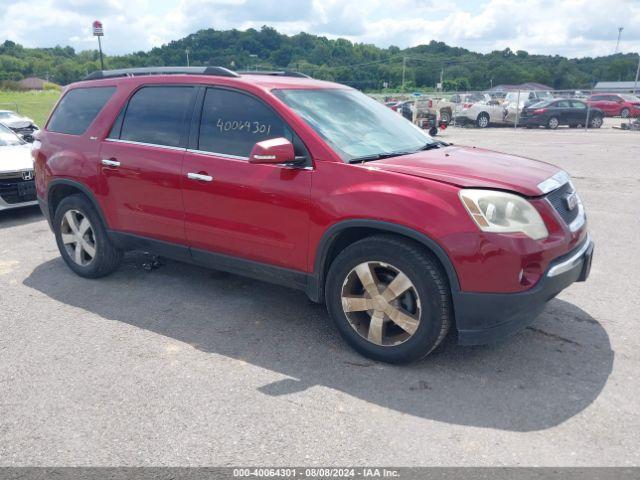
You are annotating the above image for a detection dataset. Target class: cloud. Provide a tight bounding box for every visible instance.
[0,0,638,58]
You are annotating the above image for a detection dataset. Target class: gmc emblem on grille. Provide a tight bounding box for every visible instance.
[564,191,578,211]
[21,170,33,181]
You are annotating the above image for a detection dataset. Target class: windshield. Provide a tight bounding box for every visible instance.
[0,112,15,119]
[619,94,640,102]
[0,124,24,146]
[274,88,435,162]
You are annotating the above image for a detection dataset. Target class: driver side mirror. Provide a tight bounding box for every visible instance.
[249,137,296,164]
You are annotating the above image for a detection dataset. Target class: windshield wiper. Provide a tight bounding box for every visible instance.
[348,151,413,163]
[415,141,451,152]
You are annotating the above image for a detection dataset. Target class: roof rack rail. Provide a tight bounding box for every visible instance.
[83,66,239,81]
[237,70,311,78]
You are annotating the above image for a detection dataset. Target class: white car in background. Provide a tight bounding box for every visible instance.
[0,110,39,141]
[454,97,507,128]
[0,123,37,212]
[503,90,555,123]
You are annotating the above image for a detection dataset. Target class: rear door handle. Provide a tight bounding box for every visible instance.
[187,172,213,182]
[101,159,120,167]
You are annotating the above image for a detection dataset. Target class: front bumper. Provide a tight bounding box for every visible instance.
[454,235,594,345]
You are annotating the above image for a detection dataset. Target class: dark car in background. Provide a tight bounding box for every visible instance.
[519,99,604,129]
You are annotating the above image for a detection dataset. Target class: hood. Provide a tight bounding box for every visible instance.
[0,144,34,173]
[2,118,32,129]
[371,145,560,197]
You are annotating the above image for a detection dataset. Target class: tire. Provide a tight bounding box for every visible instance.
[53,194,123,278]
[428,126,438,136]
[589,115,603,129]
[325,235,452,363]
[476,112,490,128]
[620,108,630,118]
[439,110,451,124]
[547,117,559,129]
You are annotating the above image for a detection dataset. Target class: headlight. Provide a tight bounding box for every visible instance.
[459,189,548,240]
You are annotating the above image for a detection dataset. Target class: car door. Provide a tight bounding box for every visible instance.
[181,87,312,272]
[99,85,196,245]
[569,100,589,124]
[554,100,571,124]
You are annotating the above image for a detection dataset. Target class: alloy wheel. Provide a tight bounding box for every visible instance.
[341,261,422,346]
[60,209,97,266]
[548,117,559,129]
[590,116,603,128]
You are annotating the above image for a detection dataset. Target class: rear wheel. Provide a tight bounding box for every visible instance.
[439,110,451,124]
[547,117,559,129]
[53,194,123,278]
[476,112,490,128]
[325,235,452,363]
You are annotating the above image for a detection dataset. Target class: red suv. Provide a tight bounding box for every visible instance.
[587,93,640,118]
[33,67,593,363]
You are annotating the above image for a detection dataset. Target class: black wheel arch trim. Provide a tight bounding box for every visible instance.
[46,179,109,230]
[309,219,461,302]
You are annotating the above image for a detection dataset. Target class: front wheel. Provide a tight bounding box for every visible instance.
[325,235,452,363]
[620,108,630,118]
[589,115,603,129]
[53,194,123,278]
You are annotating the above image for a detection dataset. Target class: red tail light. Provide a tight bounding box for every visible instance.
[463,103,473,108]
[428,100,433,108]
[532,108,547,115]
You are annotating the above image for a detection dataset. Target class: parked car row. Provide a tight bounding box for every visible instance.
[384,91,639,130]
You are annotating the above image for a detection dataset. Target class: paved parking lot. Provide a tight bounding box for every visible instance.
[1,124,639,466]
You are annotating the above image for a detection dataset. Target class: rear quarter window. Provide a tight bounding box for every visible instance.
[47,87,116,135]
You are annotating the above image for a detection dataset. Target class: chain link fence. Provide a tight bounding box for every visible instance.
[373,89,640,132]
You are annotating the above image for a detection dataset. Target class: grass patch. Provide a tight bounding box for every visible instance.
[0,90,61,126]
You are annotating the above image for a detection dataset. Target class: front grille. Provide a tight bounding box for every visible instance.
[546,182,579,225]
[0,176,36,204]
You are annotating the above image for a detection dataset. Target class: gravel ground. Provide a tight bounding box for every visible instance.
[1,122,639,466]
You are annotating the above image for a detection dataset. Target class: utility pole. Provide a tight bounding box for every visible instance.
[633,54,640,96]
[185,48,190,67]
[440,68,444,90]
[401,56,407,91]
[615,27,623,54]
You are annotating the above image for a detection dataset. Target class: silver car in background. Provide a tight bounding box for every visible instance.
[0,123,37,212]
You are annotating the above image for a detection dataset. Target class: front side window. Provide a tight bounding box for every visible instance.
[47,87,115,135]
[118,86,195,148]
[274,88,435,162]
[198,89,286,158]
[571,101,586,109]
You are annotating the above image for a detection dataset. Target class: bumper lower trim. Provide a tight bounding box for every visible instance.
[547,234,591,277]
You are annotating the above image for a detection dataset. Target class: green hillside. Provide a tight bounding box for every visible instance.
[1,26,638,91]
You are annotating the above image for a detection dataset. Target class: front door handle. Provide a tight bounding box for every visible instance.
[187,172,213,182]
[101,159,121,167]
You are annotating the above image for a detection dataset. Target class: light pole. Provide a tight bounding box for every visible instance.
[185,48,190,67]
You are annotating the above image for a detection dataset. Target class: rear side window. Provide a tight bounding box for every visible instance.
[47,87,115,135]
[198,89,286,157]
[117,86,195,148]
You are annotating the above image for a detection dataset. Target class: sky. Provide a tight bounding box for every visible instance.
[1,0,639,58]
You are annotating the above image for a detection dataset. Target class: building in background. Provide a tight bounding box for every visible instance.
[593,81,640,94]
